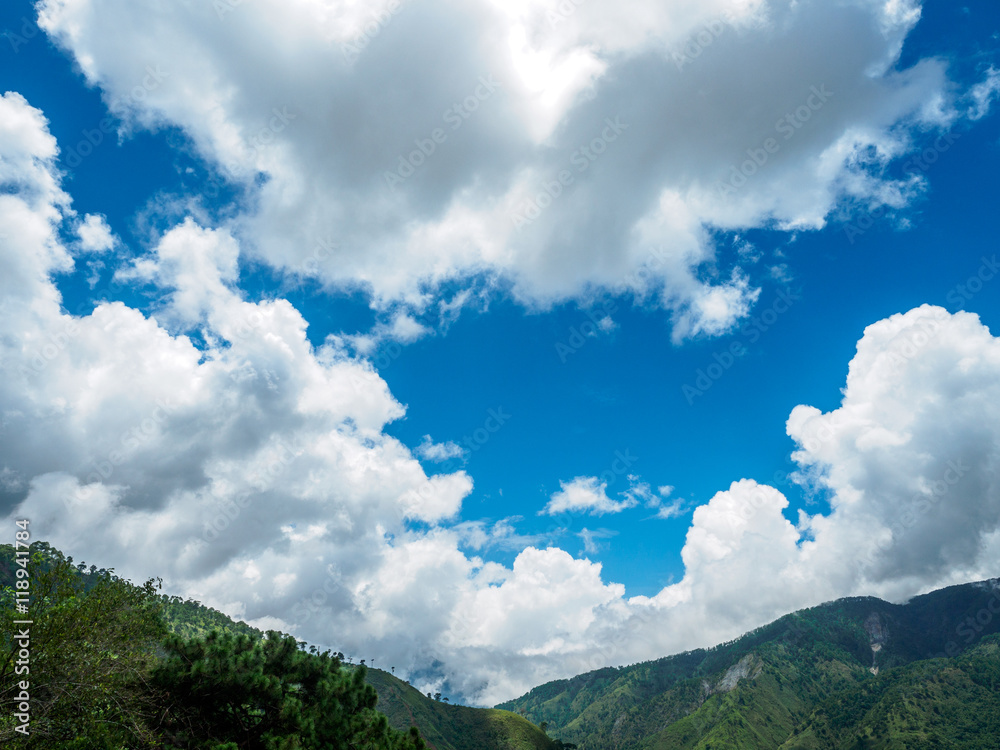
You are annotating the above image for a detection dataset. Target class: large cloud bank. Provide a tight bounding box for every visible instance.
[34,0,965,340]
[4,78,1000,703]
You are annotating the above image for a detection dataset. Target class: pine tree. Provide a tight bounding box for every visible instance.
[151,629,425,749]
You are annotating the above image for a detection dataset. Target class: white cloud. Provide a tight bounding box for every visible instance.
[34,0,975,341]
[542,476,639,516]
[967,67,1000,121]
[654,499,686,520]
[76,213,116,253]
[578,527,616,555]
[6,2,1000,710]
[3,91,1000,708]
[415,435,464,462]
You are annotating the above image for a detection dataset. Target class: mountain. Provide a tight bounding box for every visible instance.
[0,541,554,750]
[6,541,998,748]
[780,635,1000,749]
[156,587,557,749]
[497,579,1000,749]
[364,667,558,750]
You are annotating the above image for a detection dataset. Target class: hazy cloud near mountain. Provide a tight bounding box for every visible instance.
[4,88,1000,704]
[37,0,955,340]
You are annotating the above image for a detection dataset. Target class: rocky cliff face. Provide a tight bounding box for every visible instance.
[864,612,888,674]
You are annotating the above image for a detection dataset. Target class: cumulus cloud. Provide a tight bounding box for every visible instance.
[6,1,1000,709]
[34,0,975,340]
[75,213,116,253]
[0,92,632,704]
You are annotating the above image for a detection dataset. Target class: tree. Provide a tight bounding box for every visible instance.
[0,541,166,748]
[151,629,425,749]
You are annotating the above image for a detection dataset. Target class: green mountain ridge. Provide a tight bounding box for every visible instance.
[497,579,1000,749]
[5,541,999,749]
[0,541,555,750]
[363,667,558,750]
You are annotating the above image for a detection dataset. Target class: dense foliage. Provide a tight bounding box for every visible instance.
[159,594,264,642]
[364,666,558,750]
[0,541,166,748]
[499,580,1000,750]
[152,630,425,750]
[3,541,997,750]
[0,542,424,749]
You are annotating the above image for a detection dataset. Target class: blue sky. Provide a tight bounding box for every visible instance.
[3,0,1000,704]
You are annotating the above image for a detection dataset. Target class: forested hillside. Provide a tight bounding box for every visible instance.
[0,541,554,750]
[0,541,424,749]
[3,541,999,749]
[498,580,1000,749]
[365,667,559,750]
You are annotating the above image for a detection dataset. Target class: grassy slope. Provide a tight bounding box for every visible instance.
[364,667,557,750]
[499,579,1000,750]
